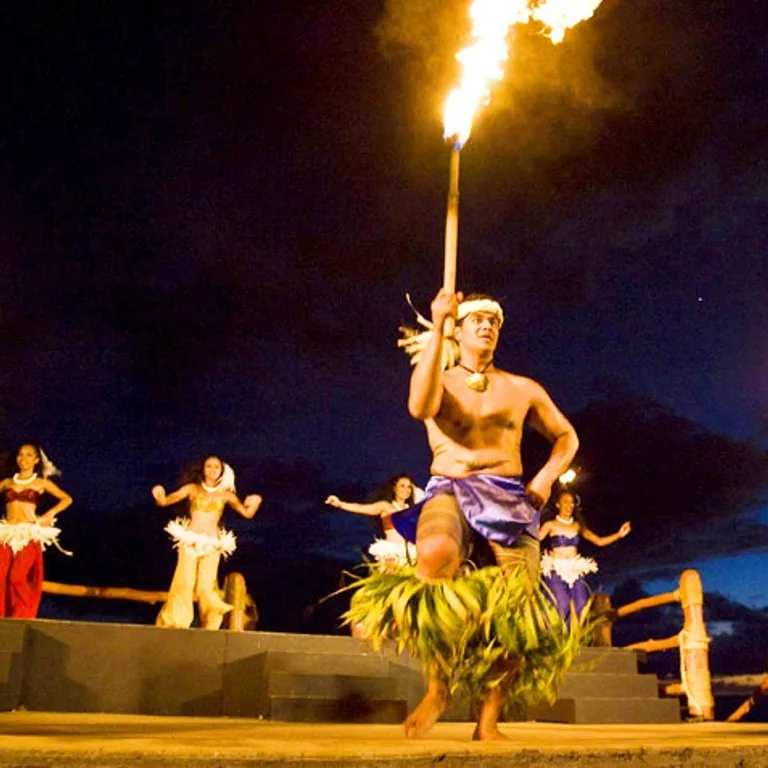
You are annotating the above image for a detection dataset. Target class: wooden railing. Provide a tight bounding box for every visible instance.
[42,581,167,604]
[42,571,257,631]
[726,676,768,722]
[595,569,714,720]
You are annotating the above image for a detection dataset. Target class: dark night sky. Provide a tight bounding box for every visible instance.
[1,1,767,602]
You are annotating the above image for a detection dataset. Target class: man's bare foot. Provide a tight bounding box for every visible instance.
[473,673,513,741]
[403,688,450,738]
[472,724,509,741]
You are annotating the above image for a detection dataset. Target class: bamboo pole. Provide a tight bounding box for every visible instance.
[727,674,768,722]
[679,569,714,720]
[614,590,680,619]
[443,146,460,336]
[42,581,168,605]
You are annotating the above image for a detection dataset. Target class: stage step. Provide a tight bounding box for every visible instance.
[0,623,26,654]
[261,647,678,725]
[265,652,412,723]
[270,695,407,723]
[512,649,680,724]
[269,671,398,700]
[528,695,682,724]
[557,672,659,698]
[0,622,26,711]
[571,647,644,675]
[266,650,393,678]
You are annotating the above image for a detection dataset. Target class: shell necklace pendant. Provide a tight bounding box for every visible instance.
[458,361,493,393]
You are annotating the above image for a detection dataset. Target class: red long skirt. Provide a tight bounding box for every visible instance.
[0,542,44,618]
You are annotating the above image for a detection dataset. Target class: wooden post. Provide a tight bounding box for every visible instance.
[679,569,714,720]
[590,593,613,647]
[243,594,259,631]
[224,572,248,632]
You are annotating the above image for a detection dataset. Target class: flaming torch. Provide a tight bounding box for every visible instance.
[440,0,605,331]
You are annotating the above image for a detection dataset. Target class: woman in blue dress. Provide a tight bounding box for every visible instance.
[539,490,630,624]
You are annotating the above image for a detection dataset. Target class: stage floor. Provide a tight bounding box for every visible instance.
[0,712,767,766]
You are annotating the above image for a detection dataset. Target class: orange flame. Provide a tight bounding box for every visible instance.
[532,0,604,44]
[443,0,604,146]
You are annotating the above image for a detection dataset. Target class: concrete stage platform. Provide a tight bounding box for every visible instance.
[0,618,679,724]
[0,712,767,767]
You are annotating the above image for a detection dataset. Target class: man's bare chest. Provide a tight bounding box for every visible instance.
[438,384,529,433]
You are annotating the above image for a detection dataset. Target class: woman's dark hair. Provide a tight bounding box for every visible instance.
[541,488,587,529]
[179,454,224,486]
[370,474,415,539]
[373,474,415,506]
[2,443,42,479]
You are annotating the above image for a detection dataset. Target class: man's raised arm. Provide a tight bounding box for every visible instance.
[408,289,460,420]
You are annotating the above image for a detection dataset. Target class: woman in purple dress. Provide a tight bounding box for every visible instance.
[539,490,630,625]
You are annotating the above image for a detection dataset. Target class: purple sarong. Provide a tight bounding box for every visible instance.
[390,474,539,548]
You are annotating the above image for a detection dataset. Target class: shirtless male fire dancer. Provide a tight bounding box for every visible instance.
[390,288,579,740]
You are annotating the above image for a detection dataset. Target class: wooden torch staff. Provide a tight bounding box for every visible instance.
[443,145,461,336]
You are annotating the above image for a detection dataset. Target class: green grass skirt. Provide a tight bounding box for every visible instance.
[342,564,589,707]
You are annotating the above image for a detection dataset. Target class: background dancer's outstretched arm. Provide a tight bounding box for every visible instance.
[582,521,631,546]
[226,491,262,519]
[325,496,392,516]
[326,475,415,518]
[151,484,194,507]
[153,484,261,519]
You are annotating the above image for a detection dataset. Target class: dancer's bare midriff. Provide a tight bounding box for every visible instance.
[187,492,227,536]
[5,500,39,525]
